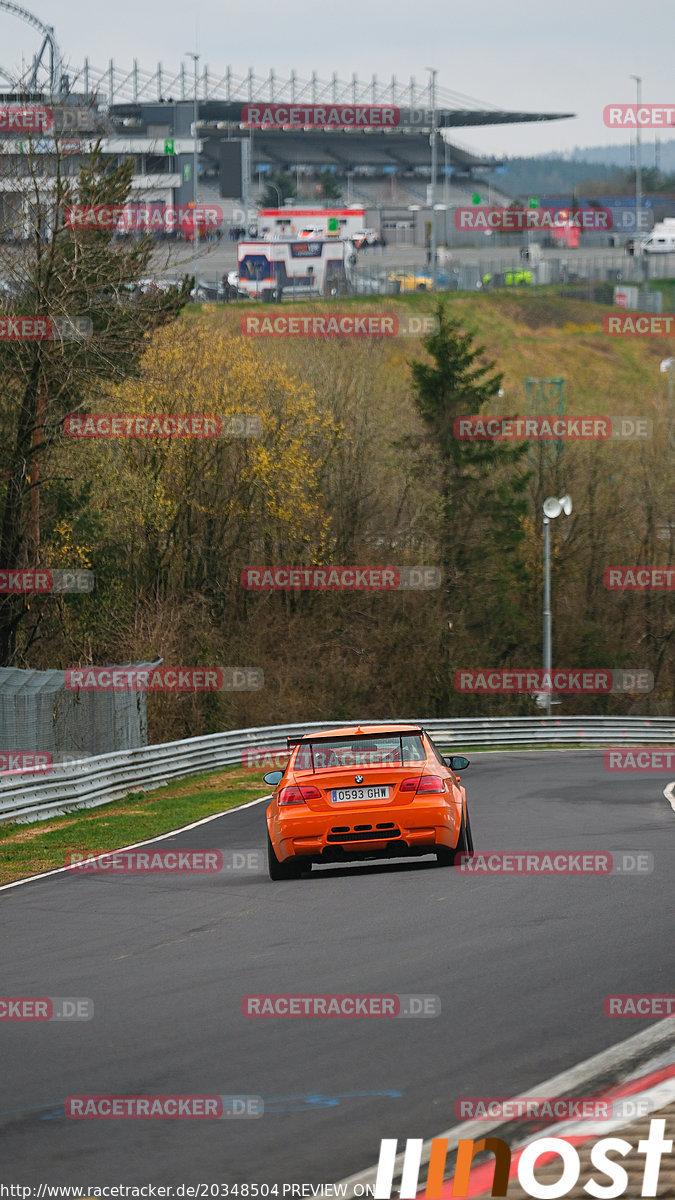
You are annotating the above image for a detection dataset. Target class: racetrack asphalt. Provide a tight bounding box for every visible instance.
[0,749,672,1185]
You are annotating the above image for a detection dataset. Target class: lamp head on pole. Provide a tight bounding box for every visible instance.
[543,494,572,520]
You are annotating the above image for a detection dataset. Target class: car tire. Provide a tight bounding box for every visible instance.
[465,804,474,853]
[267,830,304,881]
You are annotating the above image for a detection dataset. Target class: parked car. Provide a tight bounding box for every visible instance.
[388,270,434,293]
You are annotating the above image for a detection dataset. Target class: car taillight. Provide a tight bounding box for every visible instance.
[277,785,321,806]
[416,775,445,793]
[399,777,421,792]
[400,775,445,794]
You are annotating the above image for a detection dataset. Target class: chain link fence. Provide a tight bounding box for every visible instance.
[0,664,151,762]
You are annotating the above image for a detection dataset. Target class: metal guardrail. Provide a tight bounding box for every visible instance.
[0,716,672,825]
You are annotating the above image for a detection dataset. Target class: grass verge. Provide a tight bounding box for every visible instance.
[0,765,268,886]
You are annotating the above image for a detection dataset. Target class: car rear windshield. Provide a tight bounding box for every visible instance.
[294,734,426,771]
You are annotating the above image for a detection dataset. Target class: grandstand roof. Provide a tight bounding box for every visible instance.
[112,99,573,131]
[84,61,574,126]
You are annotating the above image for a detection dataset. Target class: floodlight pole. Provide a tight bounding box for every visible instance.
[659,359,675,450]
[542,496,572,718]
[630,75,642,248]
[427,67,438,289]
[186,52,200,295]
[543,515,553,717]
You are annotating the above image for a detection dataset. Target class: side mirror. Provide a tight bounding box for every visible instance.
[447,755,470,772]
[263,770,284,787]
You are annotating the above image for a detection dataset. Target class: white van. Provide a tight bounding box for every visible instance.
[639,228,675,254]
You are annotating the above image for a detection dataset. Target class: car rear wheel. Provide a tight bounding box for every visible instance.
[267,830,304,881]
[436,810,470,867]
[465,804,474,853]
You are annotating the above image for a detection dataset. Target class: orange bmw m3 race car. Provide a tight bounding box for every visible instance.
[263,723,473,880]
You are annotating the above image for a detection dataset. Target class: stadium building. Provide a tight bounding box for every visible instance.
[0,10,574,247]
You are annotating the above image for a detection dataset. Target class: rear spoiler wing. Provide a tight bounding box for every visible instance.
[286,727,424,749]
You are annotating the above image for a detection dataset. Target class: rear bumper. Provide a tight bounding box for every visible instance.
[270,799,461,864]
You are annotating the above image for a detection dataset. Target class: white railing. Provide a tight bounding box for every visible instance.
[1,716,672,824]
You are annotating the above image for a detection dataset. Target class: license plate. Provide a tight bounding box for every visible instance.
[331,786,390,803]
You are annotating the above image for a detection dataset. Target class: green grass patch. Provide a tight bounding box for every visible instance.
[0,764,268,886]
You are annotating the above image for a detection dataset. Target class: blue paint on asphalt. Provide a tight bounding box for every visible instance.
[261,1089,403,1112]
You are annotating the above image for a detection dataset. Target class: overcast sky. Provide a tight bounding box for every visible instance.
[2,0,673,158]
